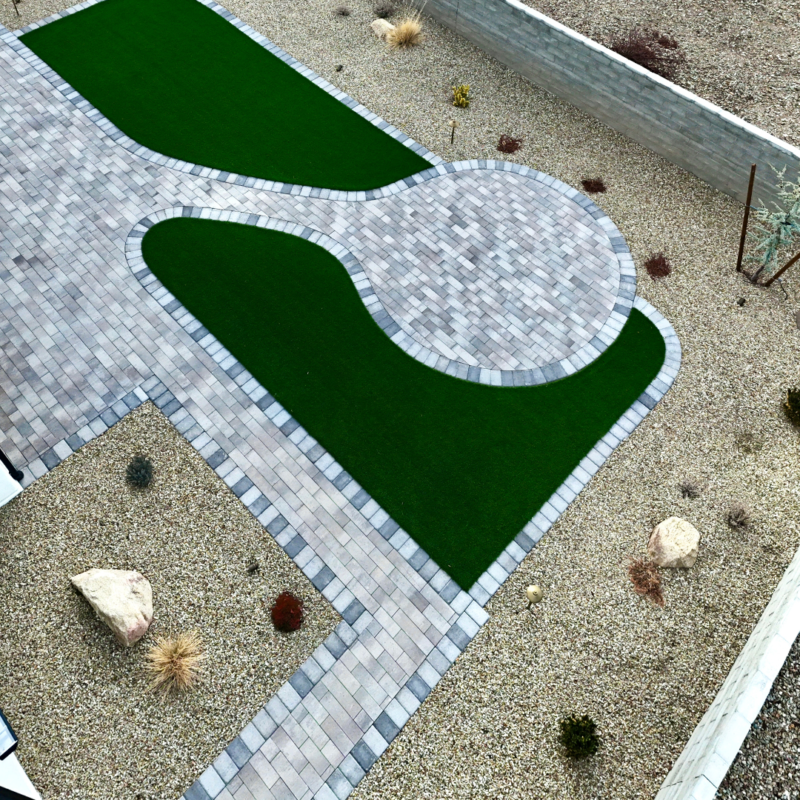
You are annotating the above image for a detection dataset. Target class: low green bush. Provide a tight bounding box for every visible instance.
[559,714,600,759]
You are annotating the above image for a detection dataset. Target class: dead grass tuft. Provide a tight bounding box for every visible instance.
[146,631,205,693]
[386,13,424,48]
[628,558,664,606]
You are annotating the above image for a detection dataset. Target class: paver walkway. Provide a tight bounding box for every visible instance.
[0,5,680,798]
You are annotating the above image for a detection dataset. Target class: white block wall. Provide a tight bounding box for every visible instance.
[655,544,800,799]
[424,0,800,204]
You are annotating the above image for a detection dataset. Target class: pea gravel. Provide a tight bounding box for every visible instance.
[718,634,800,799]
[3,0,800,797]
[0,402,339,800]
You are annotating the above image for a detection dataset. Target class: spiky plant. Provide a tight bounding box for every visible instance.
[628,557,664,606]
[727,502,751,529]
[746,167,800,283]
[146,631,205,693]
[784,388,800,427]
[126,454,154,488]
[680,479,700,499]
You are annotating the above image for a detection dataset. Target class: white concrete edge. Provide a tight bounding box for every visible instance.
[654,545,800,798]
[0,753,42,800]
[498,0,800,162]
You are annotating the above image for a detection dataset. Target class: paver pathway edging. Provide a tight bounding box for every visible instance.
[7,0,636,384]
[0,5,680,798]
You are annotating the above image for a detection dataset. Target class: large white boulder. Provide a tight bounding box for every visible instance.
[648,517,700,568]
[370,18,395,38]
[71,568,153,646]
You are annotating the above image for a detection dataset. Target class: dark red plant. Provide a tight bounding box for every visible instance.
[581,177,606,193]
[644,252,672,279]
[610,27,686,80]
[497,134,522,154]
[270,591,304,632]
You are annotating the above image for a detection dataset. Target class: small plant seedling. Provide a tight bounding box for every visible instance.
[334,5,351,15]
[335,64,344,72]
[270,591,304,632]
[581,177,606,193]
[644,252,671,279]
[247,559,260,574]
[737,297,746,307]
[680,479,700,499]
[374,1,395,16]
[628,557,664,606]
[735,432,763,454]
[126,454,154,488]
[497,134,522,154]
[783,388,800,427]
[452,84,470,108]
[727,502,751,529]
[146,631,205,693]
[559,714,600,758]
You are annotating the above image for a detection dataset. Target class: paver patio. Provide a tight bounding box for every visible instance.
[0,3,680,797]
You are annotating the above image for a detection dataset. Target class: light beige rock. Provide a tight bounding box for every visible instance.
[71,568,153,646]
[370,18,395,39]
[648,517,700,568]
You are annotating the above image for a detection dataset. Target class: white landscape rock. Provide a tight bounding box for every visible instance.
[71,568,153,646]
[370,18,395,39]
[648,517,701,568]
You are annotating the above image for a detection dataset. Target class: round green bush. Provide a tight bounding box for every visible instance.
[559,714,600,759]
[126,454,154,488]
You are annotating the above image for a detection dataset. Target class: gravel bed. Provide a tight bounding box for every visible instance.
[0,402,339,800]
[718,634,800,799]
[524,0,800,149]
[3,0,800,797]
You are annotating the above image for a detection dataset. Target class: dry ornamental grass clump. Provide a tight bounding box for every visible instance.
[628,557,664,606]
[610,27,686,80]
[386,12,423,48]
[497,134,522,154]
[146,631,205,693]
[783,388,800,427]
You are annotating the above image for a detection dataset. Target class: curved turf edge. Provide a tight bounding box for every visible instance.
[20,0,431,189]
[142,218,666,588]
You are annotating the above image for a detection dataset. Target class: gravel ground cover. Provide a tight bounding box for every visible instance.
[524,0,800,149]
[3,0,800,797]
[0,401,339,800]
[718,634,800,799]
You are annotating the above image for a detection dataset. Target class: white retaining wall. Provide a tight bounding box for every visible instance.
[655,544,800,799]
[423,0,800,204]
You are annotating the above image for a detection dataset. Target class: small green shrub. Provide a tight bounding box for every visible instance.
[784,388,800,427]
[452,84,470,108]
[559,714,600,759]
[126,454,154,488]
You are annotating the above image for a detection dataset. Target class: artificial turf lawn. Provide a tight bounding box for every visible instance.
[20,0,430,190]
[142,219,666,589]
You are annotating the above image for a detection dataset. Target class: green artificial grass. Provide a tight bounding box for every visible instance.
[21,0,430,189]
[142,218,666,589]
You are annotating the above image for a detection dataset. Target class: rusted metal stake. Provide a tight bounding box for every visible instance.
[11,0,20,16]
[764,249,800,287]
[736,163,757,272]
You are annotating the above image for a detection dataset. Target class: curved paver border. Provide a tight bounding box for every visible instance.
[124,205,679,610]
[6,0,636,385]
[125,199,635,386]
